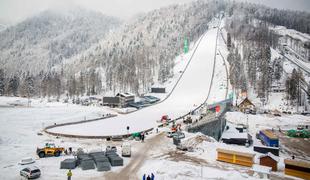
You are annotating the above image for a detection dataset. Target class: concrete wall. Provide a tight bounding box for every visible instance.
[188,116,226,140]
[188,107,227,141]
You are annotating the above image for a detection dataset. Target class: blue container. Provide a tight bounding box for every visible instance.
[259,130,279,147]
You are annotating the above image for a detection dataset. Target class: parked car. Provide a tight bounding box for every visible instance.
[142,96,160,104]
[19,157,35,165]
[166,131,175,138]
[20,166,41,179]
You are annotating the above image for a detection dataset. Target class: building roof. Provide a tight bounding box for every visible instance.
[259,152,280,162]
[221,131,248,139]
[252,164,272,174]
[217,148,255,158]
[116,92,135,98]
[284,159,310,169]
[238,97,255,107]
[261,130,278,140]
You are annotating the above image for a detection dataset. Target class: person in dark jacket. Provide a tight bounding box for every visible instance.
[141,132,145,142]
[146,175,151,180]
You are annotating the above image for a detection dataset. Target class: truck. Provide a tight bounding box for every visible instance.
[121,142,131,157]
[259,130,279,147]
[36,143,64,158]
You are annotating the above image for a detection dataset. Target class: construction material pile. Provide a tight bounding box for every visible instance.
[60,159,77,169]
[60,150,123,171]
[182,133,216,149]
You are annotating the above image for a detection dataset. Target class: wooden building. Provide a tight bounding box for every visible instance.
[102,96,123,107]
[151,87,166,93]
[284,159,310,179]
[259,152,279,171]
[216,148,255,167]
[116,92,135,106]
[238,97,255,113]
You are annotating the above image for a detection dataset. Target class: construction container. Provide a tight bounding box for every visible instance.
[80,159,95,170]
[93,155,109,165]
[89,151,105,158]
[216,148,255,167]
[173,137,181,145]
[96,161,111,171]
[284,159,310,179]
[259,130,279,147]
[60,159,77,169]
[253,145,279,156]
[108,156,123,166]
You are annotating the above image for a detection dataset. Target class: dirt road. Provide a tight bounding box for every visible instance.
[104,133,165,180]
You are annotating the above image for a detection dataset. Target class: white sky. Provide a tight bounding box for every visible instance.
[0,0,309,24]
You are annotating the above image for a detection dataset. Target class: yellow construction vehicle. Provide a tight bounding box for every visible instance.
[36,143,64,158]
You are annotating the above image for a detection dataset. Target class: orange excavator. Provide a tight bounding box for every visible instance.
[171,123,181,132]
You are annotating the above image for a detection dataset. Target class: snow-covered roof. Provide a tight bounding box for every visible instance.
[221,131,248,139]
[272,26,310,43]
[259,152,279,162]
[252,164,272,174]
[116,92,135,97]
[222,123,248,139]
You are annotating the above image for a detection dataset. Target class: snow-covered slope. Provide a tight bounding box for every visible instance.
[48,24,220,136]
[0,7,120,76]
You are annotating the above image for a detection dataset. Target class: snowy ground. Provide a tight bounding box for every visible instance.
[0,97,117,180]
[0,18,231,180]
[136,111,310,180]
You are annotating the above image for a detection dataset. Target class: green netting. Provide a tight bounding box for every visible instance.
[287,129,310,138]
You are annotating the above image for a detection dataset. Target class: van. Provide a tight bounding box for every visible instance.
[20,166,41,179]
[121,142,131,157]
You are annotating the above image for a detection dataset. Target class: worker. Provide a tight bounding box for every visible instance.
[141,132,145,142]
[151,173,155,180]
[143,174,146,180]
[67,169,72,180]
[146,175,151,180]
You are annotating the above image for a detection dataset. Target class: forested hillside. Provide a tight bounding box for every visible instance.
[0,7,120,77]
[0,0,309,103]
[224,2,310,107]
[64,0,225,96]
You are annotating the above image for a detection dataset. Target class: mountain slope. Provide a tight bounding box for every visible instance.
[65,1,225,94]
[0,8,120,76]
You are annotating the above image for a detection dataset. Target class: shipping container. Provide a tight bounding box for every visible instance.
[216,148,255,167]
[284,159,310,179]
[259,130,279,147]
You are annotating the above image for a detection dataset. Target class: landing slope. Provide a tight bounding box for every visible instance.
[48,27,218,136]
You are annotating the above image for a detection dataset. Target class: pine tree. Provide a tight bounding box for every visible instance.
[0,69,5,96]
[8,75,20,96]
[227,33,232,49]
[24,72,35,98]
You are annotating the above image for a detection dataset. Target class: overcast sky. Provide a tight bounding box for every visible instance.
[0,0,310,24]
